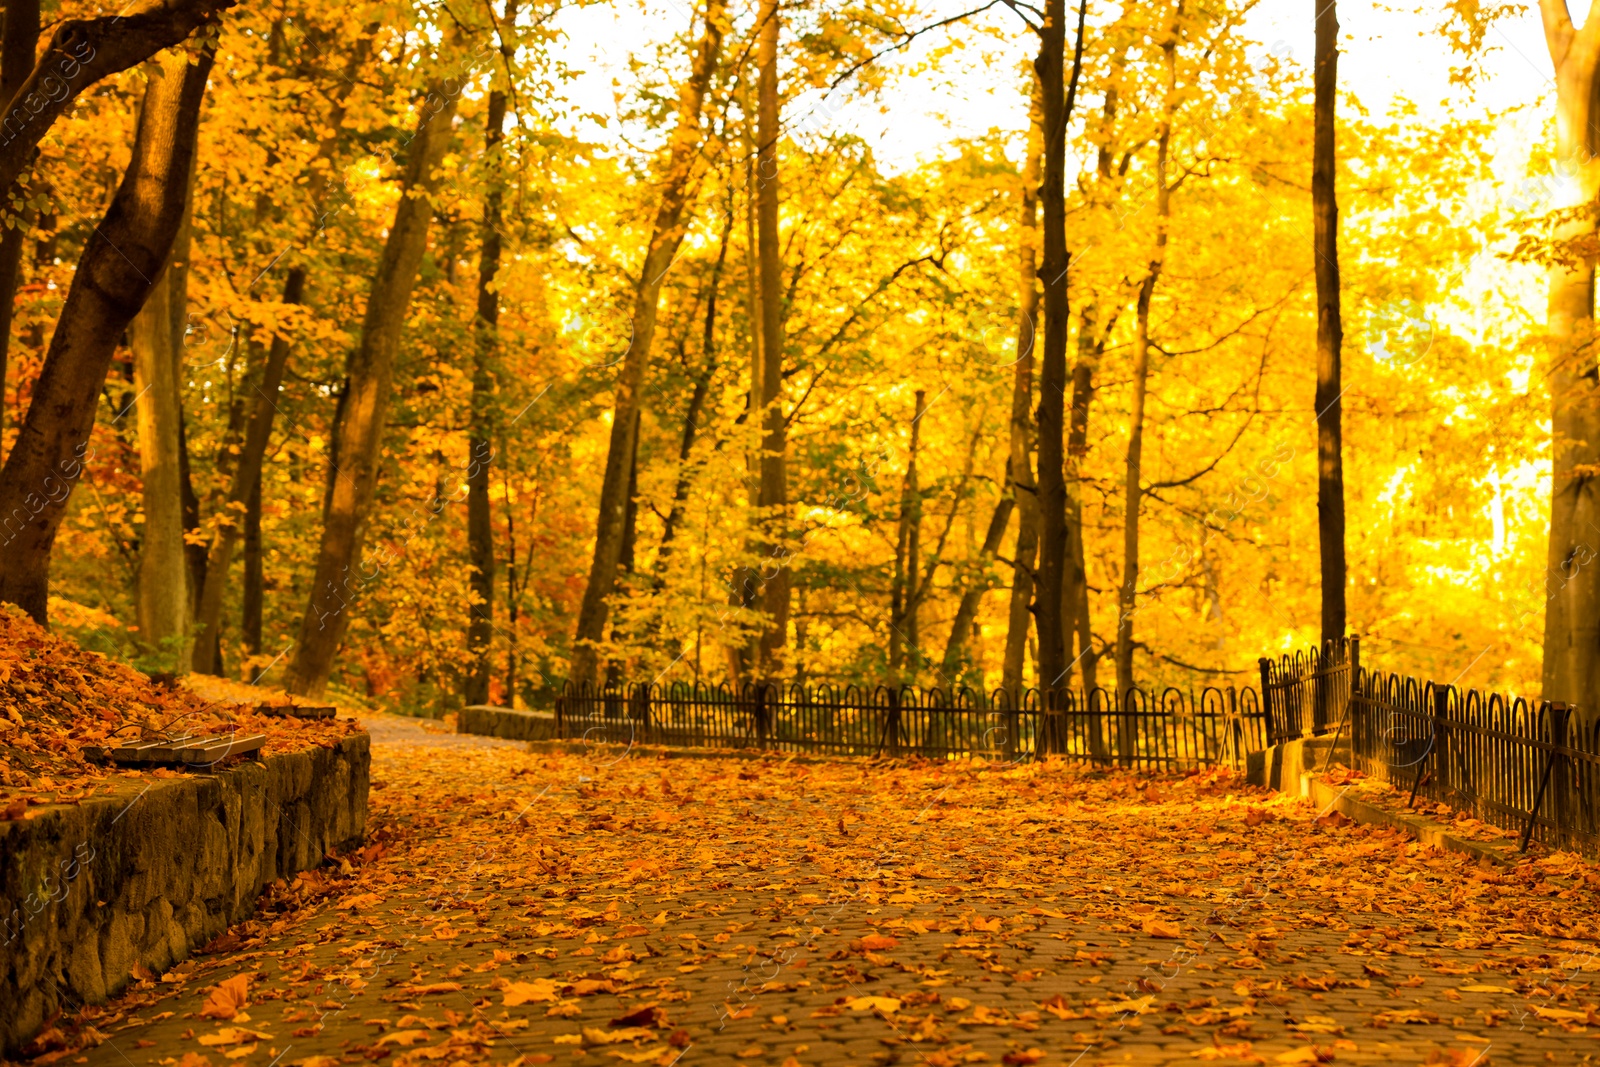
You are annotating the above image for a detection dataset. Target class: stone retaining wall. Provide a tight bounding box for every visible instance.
[0,731,369,1053]
[456,705,556,741]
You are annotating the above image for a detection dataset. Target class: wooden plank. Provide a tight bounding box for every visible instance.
[86,733,266,766]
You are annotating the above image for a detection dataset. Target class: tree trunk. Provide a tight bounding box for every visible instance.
[889,390,926,678]
[657,211,729,571]
[1032,0,1071,695]
[568,0,725,688]
[0,0,40,451]
[940,495,1015,677]
[243,472,263,677]
[1001,79,1044,697]
[1314,0,1345,647]
[1067,302,1110,704]
[282,89,460,697]
[1114,23,1177,703]
[0,0,231,197]
[191,268,304,674]
[754,0,789,680]
[130,259,189,668]
[1540,0,1600,713]
[465,4,516,707]
[0,45,212,623]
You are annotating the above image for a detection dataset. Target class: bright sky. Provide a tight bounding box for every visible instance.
[550,0,1558,172]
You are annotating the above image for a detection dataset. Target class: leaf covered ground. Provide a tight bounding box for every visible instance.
[0,606,363,819]
[26,717,1600,1066]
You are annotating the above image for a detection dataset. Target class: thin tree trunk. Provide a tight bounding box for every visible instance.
[282,89,459,697]
[0,0,40,451]
[1114,15,1178,702]
[569,0,725,688]
[130,258,189,668]
[0,46,212,623]
[243,473,263,678]
[754,0,789,680]
[465,2,517,707]
[725,74,762,690]
[1314,0,1345,648]
[191,268,304,674]
[1066,302,1112,698]
[889,390,926,678]
[1001,79,1043,697]
[940,494,1015,677]
[1540,0,1600,713]
[1032,0,1087,697]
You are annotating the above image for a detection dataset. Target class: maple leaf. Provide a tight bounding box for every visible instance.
[1142,917,1183,939]
[500,978,560,1006]
[199,974,251,1020]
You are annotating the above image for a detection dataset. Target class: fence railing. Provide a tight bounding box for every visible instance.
[1350,670,1600,857]
[1259,637,1358,744]
[555,680,1271,770]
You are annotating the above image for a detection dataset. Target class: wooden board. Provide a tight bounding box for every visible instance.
[255,704,337,720]
[84,733,267,766]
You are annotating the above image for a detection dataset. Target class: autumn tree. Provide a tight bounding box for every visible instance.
[0,41,215,622]
[568,0,727,689]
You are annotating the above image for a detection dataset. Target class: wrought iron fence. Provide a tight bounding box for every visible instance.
[1259,637,1358,743]
[1350,670,1600,857]
[555,681,1270,770]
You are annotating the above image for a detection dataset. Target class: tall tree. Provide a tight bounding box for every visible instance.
[129,237,190,669]
[753,0,790,680]
[466,0,519,707]
[1314,0,1345,647]
[1537,0,1600,712]
[888,389,926,678]
[1001,80,1043,696]
[0,42,214,622]
[1114,8,1178,699]
[282,88,460,697]
[568,0,726,688]
[0,0,40,447]
[190,268,303,674]
[1032,0,1087,696]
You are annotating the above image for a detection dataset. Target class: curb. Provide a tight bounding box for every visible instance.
[1297,772,1524,868]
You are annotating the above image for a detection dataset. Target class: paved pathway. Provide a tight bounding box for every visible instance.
[37,715,1600,1066]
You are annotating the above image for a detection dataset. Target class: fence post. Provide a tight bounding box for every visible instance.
[756,684,771,750]
[1258,658,1275,746]
[556,686,566,739]
[1520,702,1572,853]
[1433,682,1452,802]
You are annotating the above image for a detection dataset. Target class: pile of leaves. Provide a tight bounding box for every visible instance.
[0,605,359,817]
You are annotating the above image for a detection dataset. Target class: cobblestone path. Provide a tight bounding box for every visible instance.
[43,716,1600,1067]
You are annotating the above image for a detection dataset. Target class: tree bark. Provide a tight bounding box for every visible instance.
[0,44,212,623]
[1114,16,1177,702]
[191,268,304,675]
[568,0,726,688]
[1001,79,1044,697]
[0,0,233,197]
[753,0,789,680]
[940,494,1015,677]
[1314,0,1345,646]
[1032,0,1073,694]
[465,2,517,706]
[130,256,189,668]
[0,0,40,451]
[282,88,459,697]
[1066,301,1109,697]
[243,472,263,676]
[1538,1,1600,712]
[889,390,926,678]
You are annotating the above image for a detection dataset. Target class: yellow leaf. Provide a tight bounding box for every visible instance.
[845,996,902,1014]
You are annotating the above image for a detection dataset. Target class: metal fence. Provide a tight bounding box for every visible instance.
[555,681,1271,770]
[1350,670,1600,856]
[1259,637,1358,743]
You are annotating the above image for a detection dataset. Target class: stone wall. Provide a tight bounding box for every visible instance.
[0,731,369,1053]
[456,705,556,741]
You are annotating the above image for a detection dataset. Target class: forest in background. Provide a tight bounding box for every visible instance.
[0,0,1572,713]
